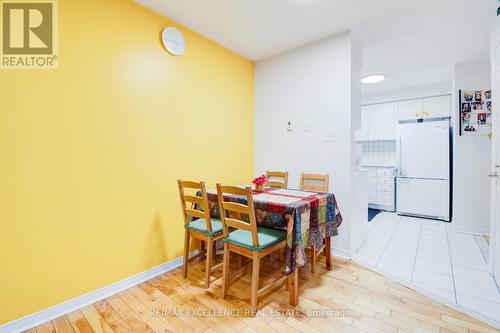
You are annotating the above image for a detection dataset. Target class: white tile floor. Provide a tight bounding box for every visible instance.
[352,212,500,328]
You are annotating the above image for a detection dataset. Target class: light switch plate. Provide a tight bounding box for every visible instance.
[325,132,336,142]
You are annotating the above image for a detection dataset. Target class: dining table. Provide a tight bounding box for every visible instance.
[204,186,343,306]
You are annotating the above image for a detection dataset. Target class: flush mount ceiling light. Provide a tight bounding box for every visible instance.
[361,74,386,84]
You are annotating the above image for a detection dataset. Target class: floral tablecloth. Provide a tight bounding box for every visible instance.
[204,187,343,274]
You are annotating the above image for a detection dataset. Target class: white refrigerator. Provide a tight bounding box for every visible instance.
[396,119,450,221]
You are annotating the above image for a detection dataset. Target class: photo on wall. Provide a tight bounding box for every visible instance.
[478,113,487,124]
[461,112,471,124]
[463,91,474,101]
[463,124,477,132]
[459,89,492,136]
[472,102,484,111]
[462,102,471,112]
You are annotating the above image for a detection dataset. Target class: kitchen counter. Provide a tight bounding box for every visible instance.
[361,161,397,168]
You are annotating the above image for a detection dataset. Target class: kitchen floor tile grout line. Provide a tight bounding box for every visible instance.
[445,221,458,304]
[453,289,500,304]
[473,234,500,294]
[410,219,424,284]
[472,234,489,265]
[368,216,495,277]
[374,215,401,267]
[412,263,492,282]
[494,274,500,295]
[356,213,500,324]
[352,216,390,266]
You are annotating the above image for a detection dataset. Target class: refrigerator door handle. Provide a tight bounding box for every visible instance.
[397,135,402,176]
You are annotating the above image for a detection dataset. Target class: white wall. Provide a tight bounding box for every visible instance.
[453,60,492,234]
[254,32,367,257]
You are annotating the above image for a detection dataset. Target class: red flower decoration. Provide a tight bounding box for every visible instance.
[252,175,267,186]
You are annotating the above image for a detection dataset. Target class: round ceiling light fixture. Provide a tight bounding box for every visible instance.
[361,74,386,84]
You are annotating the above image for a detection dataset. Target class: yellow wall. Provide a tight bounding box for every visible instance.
[0,0,254,324]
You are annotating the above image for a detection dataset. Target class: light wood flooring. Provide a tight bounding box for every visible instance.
[26,253,499,333]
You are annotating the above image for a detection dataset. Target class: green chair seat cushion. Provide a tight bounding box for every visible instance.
[223,227,286,251]
[186,218,223,236]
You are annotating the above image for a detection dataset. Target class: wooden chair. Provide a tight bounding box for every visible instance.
[178,179,223,288]
[265,170,289,261]
[265,170,289,188]
[217,184,288,313]
[299,173,332,273]
[299,173,329,193]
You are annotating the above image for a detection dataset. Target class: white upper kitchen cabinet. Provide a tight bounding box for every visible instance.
[398,95,450,121]
[422,95,450,119]
[398,99,423,121]
[361,102,398,139]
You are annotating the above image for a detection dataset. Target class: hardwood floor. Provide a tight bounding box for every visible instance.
[27,253,499,333]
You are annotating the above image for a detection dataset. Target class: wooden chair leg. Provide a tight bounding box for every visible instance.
[325,236,332,271]
[183,230,190,278]
[204,238,213,288]
[213,240,217,260]
[222,243,230,299]
[311,245,317,273]
[200,240,206,258]
[288,268,299,307]
[250,252,260,313]
[285,250,289,290]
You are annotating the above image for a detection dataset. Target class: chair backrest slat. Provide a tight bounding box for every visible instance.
[216,184,259,247]
[185,208,206,219]
[222,201,249,214]
[225,218,253,231]
[299,173,329,193]
[219,185,248,196]
[180,180,203,189]
[183,195,203,205]
[177,179,213,232]
[266,170,288,189]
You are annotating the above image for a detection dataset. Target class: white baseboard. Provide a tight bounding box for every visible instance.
[368,204,395,212]
[452,224,490,235]
[332,246,352,260]
[0,251,197,333]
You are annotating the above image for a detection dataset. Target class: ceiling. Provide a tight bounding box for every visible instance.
[136,0,495,94]
[361,15,492,96]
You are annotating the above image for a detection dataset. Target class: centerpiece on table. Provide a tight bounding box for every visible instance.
[252,175,267,192]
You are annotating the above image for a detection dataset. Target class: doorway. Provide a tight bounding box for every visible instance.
[489,19,500,284]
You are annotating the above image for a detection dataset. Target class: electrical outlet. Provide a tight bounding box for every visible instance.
[303,121,311,133]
